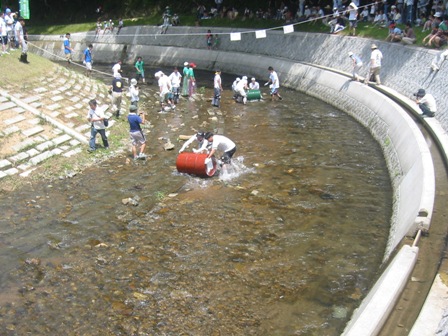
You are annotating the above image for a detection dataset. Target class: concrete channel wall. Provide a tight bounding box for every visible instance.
[28,27,441,335]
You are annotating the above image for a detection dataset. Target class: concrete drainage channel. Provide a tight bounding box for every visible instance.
[29,27,448,335]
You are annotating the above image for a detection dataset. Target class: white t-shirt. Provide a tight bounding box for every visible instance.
[348,6,358,20]
[269,71,280,89]
[112,63,121,77]
[4,14,13,33]
[214,73,222,89]
[169,71,182,88]
[249,81,260,90]
[158,75,171,94]
[370,49,383,68]
[87,107,106,130]
[420,94,437,112]
[210,135,236,152]
[236,78,247,91]
[14,21,23,40]
[129,85,139,102]
[0,18,7,37]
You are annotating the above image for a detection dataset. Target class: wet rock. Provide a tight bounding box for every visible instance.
[288,187,298,196]
[251,190,259,196]
[122,197,139,206]
[320,193,335,200]
[25,258,41,266]
[96,257,107,265]
[133,292,148,300]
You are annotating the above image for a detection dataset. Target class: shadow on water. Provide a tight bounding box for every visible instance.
[0,64,392,335]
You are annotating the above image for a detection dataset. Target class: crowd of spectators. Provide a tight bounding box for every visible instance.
[191,0,447,48]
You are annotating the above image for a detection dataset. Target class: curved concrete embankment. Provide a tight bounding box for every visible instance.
[28,27,442,335]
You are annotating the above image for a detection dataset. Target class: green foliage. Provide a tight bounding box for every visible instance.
[26,9,430,47]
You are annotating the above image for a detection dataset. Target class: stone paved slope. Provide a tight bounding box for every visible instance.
[0,65,114,180]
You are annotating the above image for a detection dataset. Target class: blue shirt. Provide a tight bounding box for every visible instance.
[84,48,92,62]
[128,113,143,132]
[63,38,71,54]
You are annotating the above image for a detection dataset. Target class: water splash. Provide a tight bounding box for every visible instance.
[218,156,254,181]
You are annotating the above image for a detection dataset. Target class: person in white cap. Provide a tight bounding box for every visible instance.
[155,71,175,111]
[347,2,358,36]
[235,75,249,104]
[232,77,241,98]
[249,77,260,90]
[348,51,363,81]
[365,43,383,85]
[414,89,436,118]
[129,78,139,106]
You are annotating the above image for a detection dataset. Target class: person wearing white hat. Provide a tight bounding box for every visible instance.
[249,77,260,90]
[348,51,363,81]
[347,2,358,36]
[232,77,241,98]
[365,44,383,85]
[235,76,249,104]
[129,78,139,106]
[155,71,175,111]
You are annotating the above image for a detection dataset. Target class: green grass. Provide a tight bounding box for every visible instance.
[27,15,432,48]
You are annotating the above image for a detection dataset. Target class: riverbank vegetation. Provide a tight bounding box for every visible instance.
[25,2,431,47]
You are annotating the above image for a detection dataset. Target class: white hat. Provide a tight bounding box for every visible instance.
[131,78,137,85]
[236,77,241,81]
[184,61,189,66]
[242,76,248,80]
[348,51,353,56]
[154,71,164,78]
[434,12,442,17]
[251,77,256,81]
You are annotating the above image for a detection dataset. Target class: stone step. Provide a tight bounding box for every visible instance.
[22,126,45,137]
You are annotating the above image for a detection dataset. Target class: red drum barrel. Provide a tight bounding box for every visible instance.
[176,153,217,177]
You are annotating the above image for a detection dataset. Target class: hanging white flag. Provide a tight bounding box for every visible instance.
[283,25,294,34]
[255,30,267,39]
[230,33,241,41]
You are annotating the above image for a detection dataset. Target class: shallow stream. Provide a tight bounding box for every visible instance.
[0,66,392,335]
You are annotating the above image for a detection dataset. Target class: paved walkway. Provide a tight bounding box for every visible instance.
[0,66,116,180]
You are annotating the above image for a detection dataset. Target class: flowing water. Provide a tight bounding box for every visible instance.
[0,66,392,335]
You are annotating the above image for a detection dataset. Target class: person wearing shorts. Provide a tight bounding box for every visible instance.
[205,132,237,165]
[265,66,283,101]
[83,44,93,77]
[63,33,74,66]
[127,105,147,159]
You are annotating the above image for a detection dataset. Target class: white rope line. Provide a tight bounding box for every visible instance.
[27,41,129,81]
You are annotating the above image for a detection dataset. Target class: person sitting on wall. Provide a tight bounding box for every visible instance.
[414,88,437,118]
